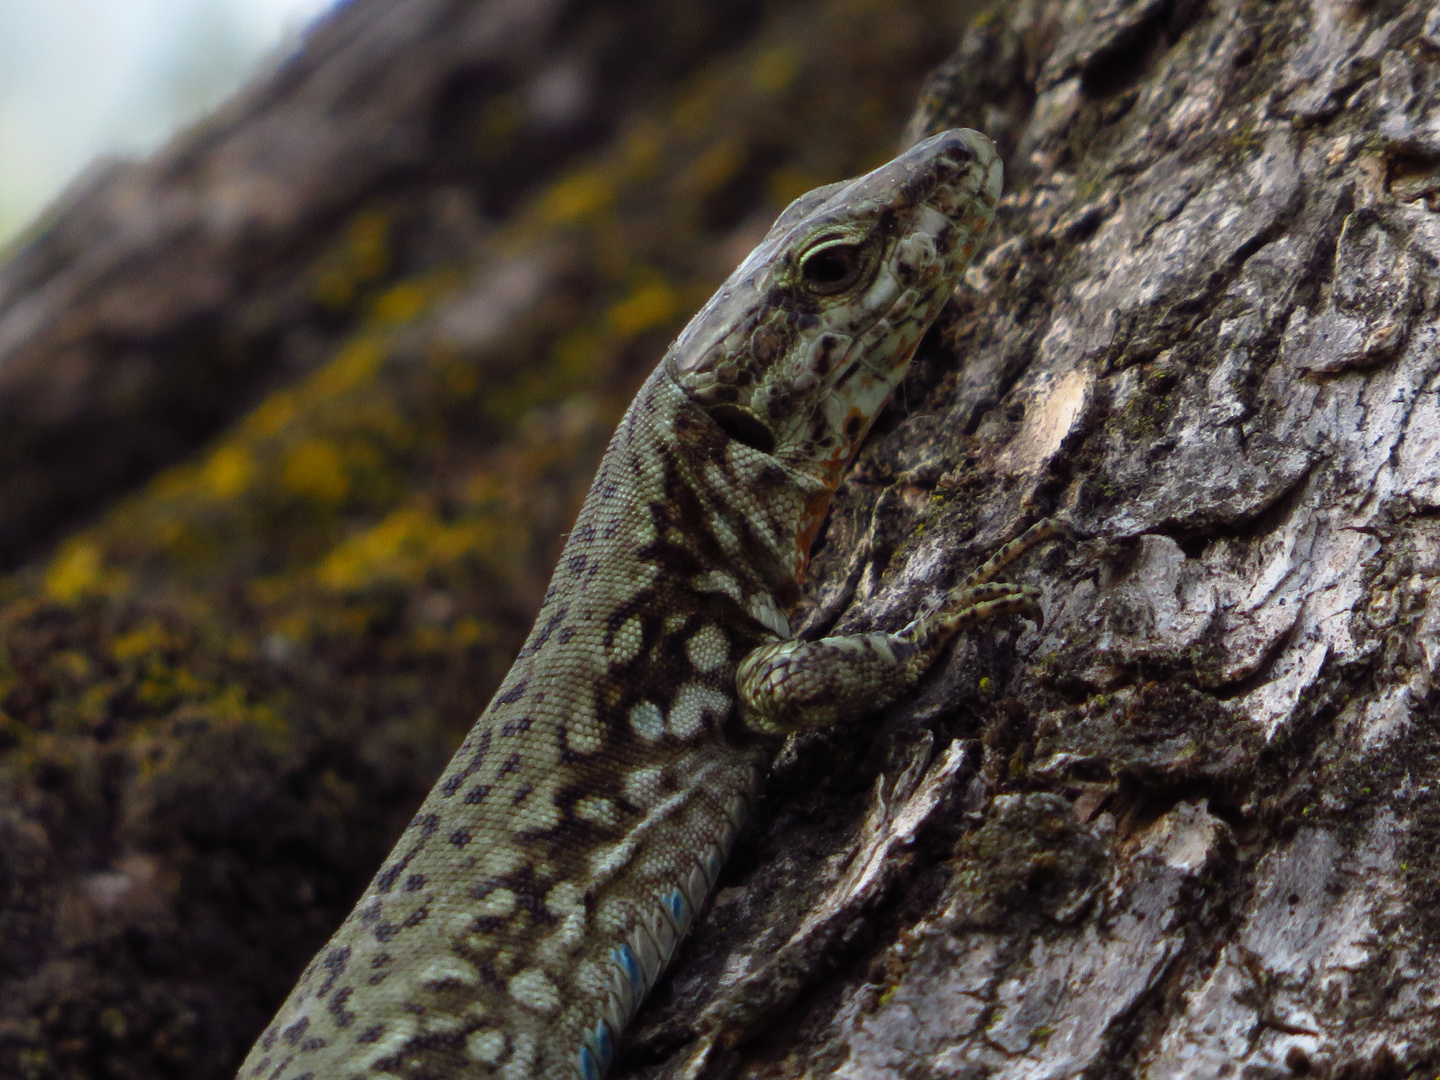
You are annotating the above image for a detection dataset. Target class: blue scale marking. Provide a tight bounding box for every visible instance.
[611,943,645,993]
[582,888,702,1077]
[662,888,688,927]
[577,1017,614,1080]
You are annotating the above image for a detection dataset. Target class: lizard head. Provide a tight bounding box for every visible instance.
[665,127,1001,567]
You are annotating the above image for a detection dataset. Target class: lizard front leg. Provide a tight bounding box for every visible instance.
[737,519,1069,735]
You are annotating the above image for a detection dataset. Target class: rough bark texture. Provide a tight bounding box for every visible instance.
[620,0,1440,1075]
[0,1,973,1078]
[1,0,1437,1077]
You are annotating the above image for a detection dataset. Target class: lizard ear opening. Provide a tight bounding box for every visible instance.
[708,404,776,455]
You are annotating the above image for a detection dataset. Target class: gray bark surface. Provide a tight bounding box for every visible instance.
[0,2,971,1077]
[619,0,1440,1075]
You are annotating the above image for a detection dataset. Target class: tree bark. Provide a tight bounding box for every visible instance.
[2,0,1435,1077]
[623,0,1440,1075]
[0,1,971,1078]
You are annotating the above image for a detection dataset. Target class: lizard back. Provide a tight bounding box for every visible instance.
[238,127,1001,1080]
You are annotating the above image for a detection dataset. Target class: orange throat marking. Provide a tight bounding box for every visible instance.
[792,407,871,579]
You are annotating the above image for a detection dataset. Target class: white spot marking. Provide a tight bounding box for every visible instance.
[467,1029,507,1064]
[509,967,562,1016]
[630,701,665,742]
[353,1014,418,1071]
[608,614,645,665]
[420,955,479,988]
[669,684,731,738]
[624,766,665,807]
[475,888,517,919]
[692,570,743,602]
[565,690,604,755]
[686,624,729,672]
[542,881,588,952]
[501,1032,538,1080]
[576,795,619,827]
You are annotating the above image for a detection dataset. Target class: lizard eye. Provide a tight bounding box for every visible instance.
[799,240,868,295]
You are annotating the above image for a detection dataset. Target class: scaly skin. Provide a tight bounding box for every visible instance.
[239,128,1011,1080]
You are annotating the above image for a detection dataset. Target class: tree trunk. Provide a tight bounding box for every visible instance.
[1,0,1435,1077]
[624,0,1440,1075]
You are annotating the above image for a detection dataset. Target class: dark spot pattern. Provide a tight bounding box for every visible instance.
[496,679,528,705]
[316,946,350,999]
[328,987,356,1028]
[440,729,491,796]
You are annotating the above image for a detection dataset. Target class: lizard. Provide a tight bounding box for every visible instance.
[238,125,1049,1080]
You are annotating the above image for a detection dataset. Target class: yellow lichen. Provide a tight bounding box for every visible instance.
[621,121,664,177]
[314,210,391,309]
[671,70,723,137]
[201,444,256,500]
[607,281,678,336]
[310,338,386,400]
[245,391,299,439]
[315,505,507,592]
[752,46,800,95]
[372,282,431,326]
[44,541,120,603]
[347,212,389,279]
[481,94,524,144]
[540,169,615,224]
[282,440,351,505]
[453,616,496,647]
[111,621,174,662]
[768,165,823,208]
